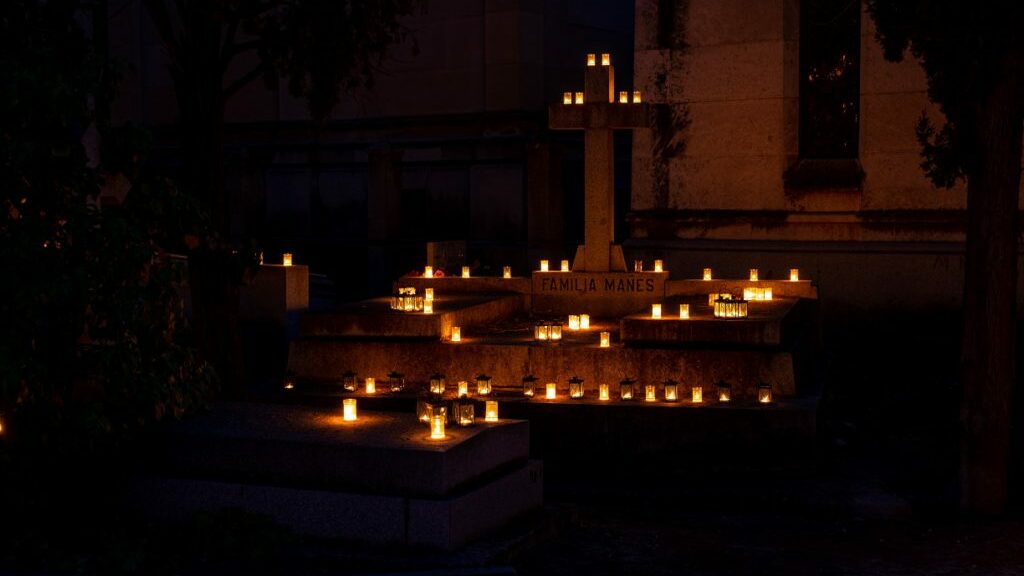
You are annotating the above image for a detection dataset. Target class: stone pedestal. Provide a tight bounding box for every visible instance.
[239,264,309,327]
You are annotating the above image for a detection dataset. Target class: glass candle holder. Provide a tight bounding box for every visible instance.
[387,371,405,392]
[758,382,773,404]
[587,53,596,66]
[450,326,461,342]
[424,301,433,314]
[503,266,512,279]
[679,304,690,319]
[429,373,446,395]
[546,382,557,399]
[455,399,475,427]
[341,370,357,392]
[522,374,538,397]
[462,266,470,278]
[416,396,435,422]
[620,91,630,104]
[425,288,434,302]
[424,265,433,278]
[580,314,590,330]
[717,380,732,402]
[601,53,610,66]
[568,314,580,331]
[574,92,584,104]
[365,377,376,394]
[703,268,713,281]
[651,303,662,319]
[457,380,469,398]
[634,259,643,272]
[664,379,679,401]
[343,398,357,421]
[691,386,703,404]
[568,376,585,399]
[654,259,663,273]
[790,268,800,281]
[485,400,499,422]
[540,259,549,272]
[645,383,657,402]
[749,268,759,281]
[563,91,573,104]
[600,331,610,348]
[282,253,293,266]
[430,413,446,439]
[632,90,642,103]
[550,324,562,341]
[619,378,635,400]
[708,293,731,306]
[535,322,550,341]
[560,259,570,272]
[599,383,610,401]
[476,374,492,396]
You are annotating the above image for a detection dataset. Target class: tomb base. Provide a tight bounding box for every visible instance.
[531,271,668,316]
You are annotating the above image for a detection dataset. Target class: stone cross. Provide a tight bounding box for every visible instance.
[549,53,649,272]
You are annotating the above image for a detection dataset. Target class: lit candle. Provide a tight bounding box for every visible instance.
[619,91,629,104]
[679,304,690,319]
[546,382,557,399]
[424,265,433,278]
[651,303,662,319]
[343,398,357,421]
[718,383,732,403]
[365,377,375,394]
[485,400,499,422]
[540,259,549,272]
[430,373,446,394]
[599,383,610,401]
[462,266,470,278]
[758,382,773,404]
[634,259,644,272]
[563,91,573,104]
[503,266,512,279]
[430,413,446,439]
[645,384,657,402]
[574,92,584,104]
[423,301,433,314]
[664,380,678,401]
[764,287,773,300]
[282,253,293,266]
[601,53,610,66]
[283,379,295,390]
[654,259,663,273]
[749,268,759,281]
[535,323,550,341]
[450,326,461,342]
[580,314,590,330]
[568,314,580,331]
[550,324,562,340]
[599,331,610,348]
[560,259,570,272]
[425,288,434,301]
[632,90,641,103]
[790,268,800,282]
[691,386,703,404]
[457,380,468,397]
[587,53,596,66]
[703,267,712,281]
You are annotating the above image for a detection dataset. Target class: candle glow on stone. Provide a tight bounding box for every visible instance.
[282,253,293,266]
[540,259,549,272]
[749,268,759,281]
[703,267,713,281]
[450,327,461,342]
[679,304,690,319]
[601,53,610,66]
[651,303,662,319]
[546,382,557,399]
[365,377,375,394]
[430,413,446,439]
[503,266,512,279]
[587,53,596,66]
[462,266,470,278]
[563,91,573,104]
[424,265,433,278]
[619,91,629,104]
[485,400,498,422]
[654,259,663,273]
[600,331,610,348]
[561,259,570,272]
[580,314,590,329]
[790,268,800,281]
[343,398,357,421]
[599,383,610,401]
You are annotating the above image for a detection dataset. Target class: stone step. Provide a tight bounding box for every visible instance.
[666,278,817,299]
[398,275,532,295]
[620,296,802,346]
[298,293,525,339]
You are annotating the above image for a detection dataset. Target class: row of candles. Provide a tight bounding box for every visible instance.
[416,263,802,282]
[423,265,513,279]
[563,90,641,105]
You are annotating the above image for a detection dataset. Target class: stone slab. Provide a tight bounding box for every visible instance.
[620,297,799,346]
[666,278,818,299]
[239,264,309,326]
[288,337,796,399]
[398,275,532,295]
[131,460,543,550]
[161,403,530,498]
[298,293,525,339]
[532,271,668,316]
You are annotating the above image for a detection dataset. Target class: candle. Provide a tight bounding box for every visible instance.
[651,303,662,319]
[679,304,690,319]
[424,265,433,278]
[599,331,610,348]
[450,326,461,342]
[580,314,590,330]
[485,400,498,422]
[645,384,657,402]
[790,268,800,282]
[365,377,376,394]
[550,324,562,341]
[457,380,468,397]
[561,259,570,272]
[601,53,610,66]
[343,398,357,421]
[758,382,773,404]
[563,91,573,104]
[282,253,293,267]
[540,259,549,272]
[632,90,642,103]
[654,259,663,273]
[503,266,512,279]
[703,267,713,281]
[587,53,596,66]
[598,383,610,401]
[619,91,629,104]
[568,314,580,331]
[424,288,434,302]
[574,91,584,104]
[424,301,433,314]
[691,386,703,404]
[462,266,470,278]
[546,382,557,399]
[749,268,759,281]
[430,413,446,439]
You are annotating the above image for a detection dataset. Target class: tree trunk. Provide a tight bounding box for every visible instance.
[961,60,1023,515]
